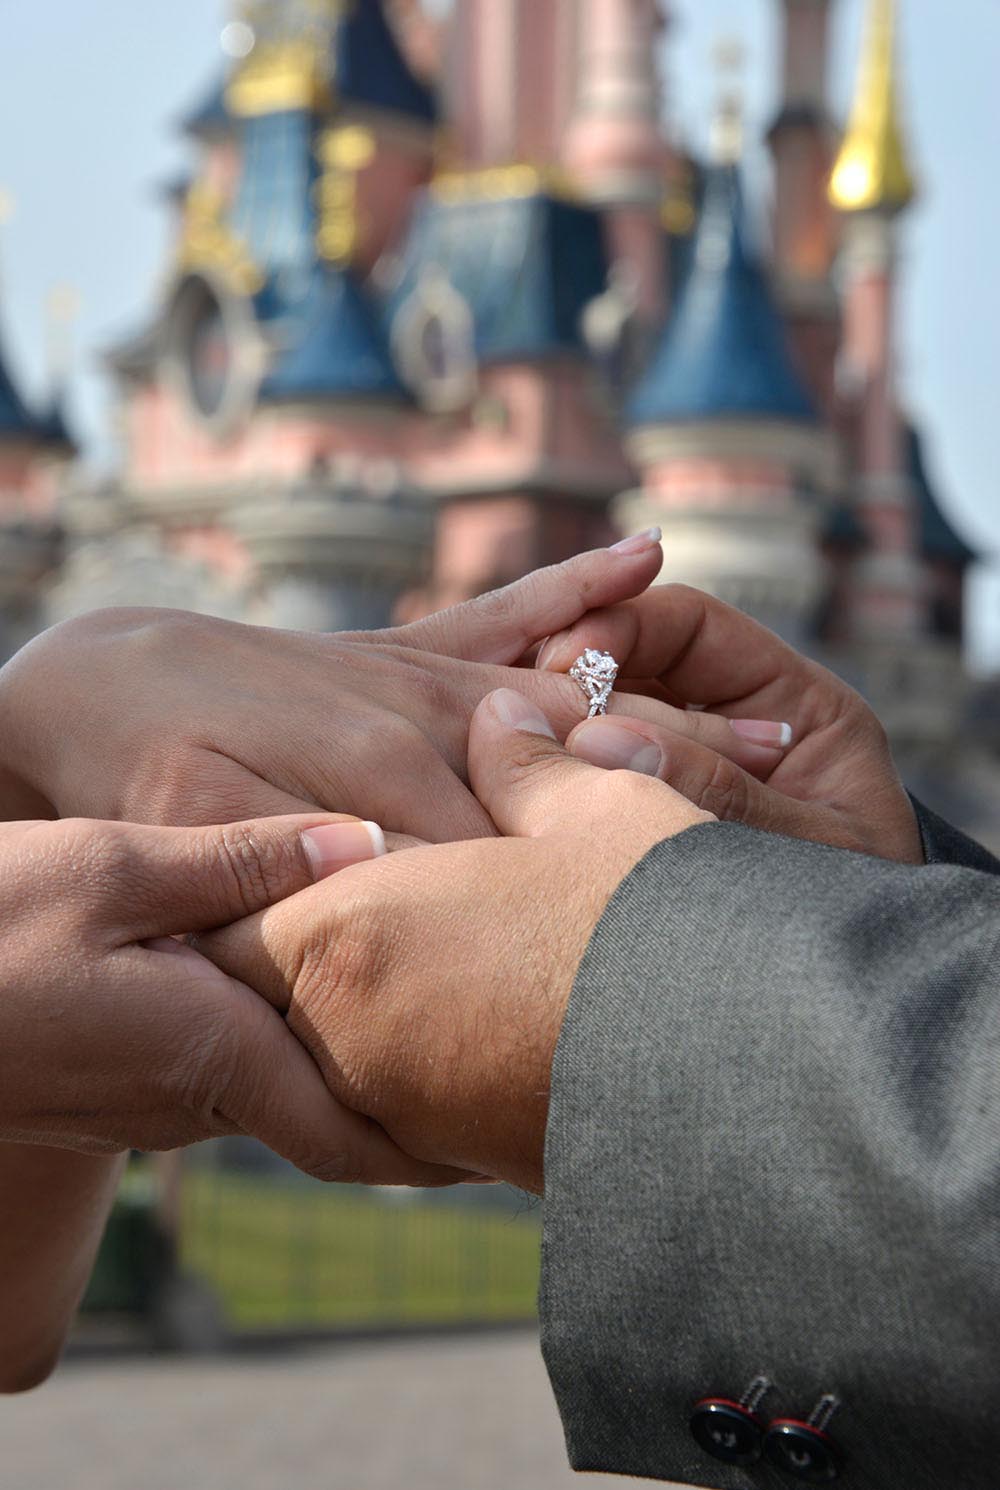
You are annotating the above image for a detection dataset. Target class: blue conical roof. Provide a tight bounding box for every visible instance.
[627,165,816,428]
[260,266,407,403]
[383,192,607,365]
[0,332,41,440]
[37,389,76,453]
[336,0,437,124]
[909,424,976,566]
[180,70,232,138]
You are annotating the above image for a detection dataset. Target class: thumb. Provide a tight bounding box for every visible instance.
[94,814,386,941]
[468,688,709,843]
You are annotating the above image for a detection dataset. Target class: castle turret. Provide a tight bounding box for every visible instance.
[449,0,580,173]
[767,0,840,414]
[384,181,629,615]
[239,265,430,630]
[829,0,922,642]
[563,0,669,325]
[618,109,836,645]
[0,320,65,659]
[99,0,441,634]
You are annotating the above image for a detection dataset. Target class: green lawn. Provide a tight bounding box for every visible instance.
[179,1170,542,1330]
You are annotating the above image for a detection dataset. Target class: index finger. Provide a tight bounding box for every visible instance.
[367,536,664,666]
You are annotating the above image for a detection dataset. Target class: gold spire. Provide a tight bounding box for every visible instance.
[225,0,340,118]
[829,0,916,214]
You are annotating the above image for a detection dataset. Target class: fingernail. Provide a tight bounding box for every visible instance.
[610,525,662,556]
[300,821,386,880]
[490,688,557,738]
[569,720,663,776]
[729,719,793,749]
[534,634,562,671]
[143,935,191,956]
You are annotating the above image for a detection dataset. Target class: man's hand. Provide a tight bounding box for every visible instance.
[0,538,779,839]
[0,811,466,1187]
[196,689,715,1193]
[538,583,923,863]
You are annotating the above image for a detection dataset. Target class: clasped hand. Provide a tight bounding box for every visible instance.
[0,539,921,1192]
[194,570,922,1194]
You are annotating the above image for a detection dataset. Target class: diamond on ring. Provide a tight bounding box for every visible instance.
[570,648,619,718]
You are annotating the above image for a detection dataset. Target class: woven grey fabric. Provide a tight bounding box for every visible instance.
[540,805,1000,1489]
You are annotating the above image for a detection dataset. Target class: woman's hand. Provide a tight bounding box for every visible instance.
[0,543,660,838]
[0,539,784,840]
[0,811,465,1187]
[196,690,716,1193]
[538,583,923,864]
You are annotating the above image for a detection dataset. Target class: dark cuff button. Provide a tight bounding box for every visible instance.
[690,1398,764,1466]
[764,1419,842,1482]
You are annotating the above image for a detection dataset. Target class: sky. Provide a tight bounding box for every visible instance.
[1,0,999,670]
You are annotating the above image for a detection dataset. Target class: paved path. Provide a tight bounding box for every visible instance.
[0,1329,689,1490]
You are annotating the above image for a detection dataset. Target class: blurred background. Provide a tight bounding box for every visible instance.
[1,1,998,1486]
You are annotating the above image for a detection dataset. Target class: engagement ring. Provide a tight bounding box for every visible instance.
[570,649,619,718]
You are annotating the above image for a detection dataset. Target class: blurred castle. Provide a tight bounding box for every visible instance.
[1,0,998,841]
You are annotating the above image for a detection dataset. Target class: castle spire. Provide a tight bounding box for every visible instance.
[829,0,916,215]
[0,193,43,442]
[708,38,746,167]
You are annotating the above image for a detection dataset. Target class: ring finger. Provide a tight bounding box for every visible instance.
[566,707,792,782]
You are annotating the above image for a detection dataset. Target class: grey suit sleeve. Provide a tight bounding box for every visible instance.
[539,817,1000,1490]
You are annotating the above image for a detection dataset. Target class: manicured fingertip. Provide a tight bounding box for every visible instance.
[729,718,793,749]
[300,820,386,881]
[488,688,558,739]
[609,525,662,556]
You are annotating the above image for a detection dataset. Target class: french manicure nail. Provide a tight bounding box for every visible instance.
[570,720,663,776]
[490,688,557,738]
[301,820,386,880]
[610,525,662,556]
[729,718,793,749]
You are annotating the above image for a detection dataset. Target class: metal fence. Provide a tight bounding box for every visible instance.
[82,1146,541,1345]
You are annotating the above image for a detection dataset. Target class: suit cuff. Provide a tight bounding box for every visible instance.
[910,795,1000,874]
[539,819,1000,1488]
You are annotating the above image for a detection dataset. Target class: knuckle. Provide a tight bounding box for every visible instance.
[475,578,518,621]
[288,888,399,1111]
[63,818,139,887]
[415,667,461,722]
[659,581,701,604]
[33,819,142,933]
[698,753,747,822]
[151,1008,232,1137]
[302,1144,368,1186]
[856,701,890,756]
[127,743,255,828]
[600,766,652,802]
[212,822,300,917]
[125,742,204,826]
[295,892,388,1012]
[591,768,669,820]
[501,735,567,790]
